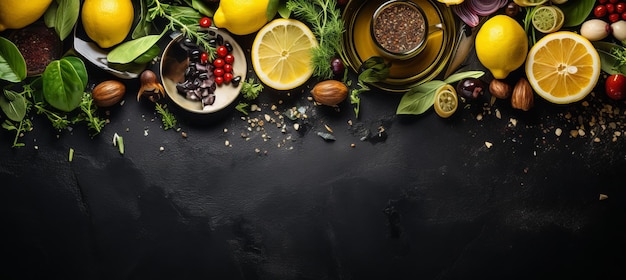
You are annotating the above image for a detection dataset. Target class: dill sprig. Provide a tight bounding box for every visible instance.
[287,0,345,79]
[155,102,177,130]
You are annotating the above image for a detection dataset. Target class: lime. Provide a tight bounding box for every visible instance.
[434,84,458,118]
[513,0,548,6]
[532,6,564,33]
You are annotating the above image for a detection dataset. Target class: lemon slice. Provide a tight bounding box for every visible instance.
[434,84,458,118]
[525,31,600,104]
[251,18,318,91]
[532,5,564,33]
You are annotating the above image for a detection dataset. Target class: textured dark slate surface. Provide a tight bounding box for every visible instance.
[2,29,626,280]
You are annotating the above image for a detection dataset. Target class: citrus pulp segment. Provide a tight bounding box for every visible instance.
[525,31,600,104]
[251,19,318,91]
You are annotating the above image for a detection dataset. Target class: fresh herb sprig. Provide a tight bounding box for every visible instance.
[236,78,264,115]
[350,57,391,118]
[155,102,177,130]
[144,0,216,59]
[287,0,345,79]
[73,93,107,136]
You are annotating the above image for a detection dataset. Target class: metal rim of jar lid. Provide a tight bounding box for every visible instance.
[370,0,429,60]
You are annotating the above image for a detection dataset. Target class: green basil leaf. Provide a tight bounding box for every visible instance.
[42,59,84,112]
[30,77,46,104]
[62,56,88,88]
[413,80,447,93]
[44,1,59,28]
[443,71,485,84]
[192,0,214,17]
[0,90,27,122]
[54,0,80,40]
[267,0,280,21]
[560,0,595,27]
[278,0,291,18]
[107,34,163,64]
[396,81,446,115]
[0,37,27,83]
[132,0,152,39]
[133,44,160,64]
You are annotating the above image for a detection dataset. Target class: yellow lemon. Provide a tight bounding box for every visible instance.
[525,31,600,104]
[251,19,317,90]
[0,0,53,31]
[436,0,465,5]
[475,15,528,79]
[81,0,134,49]
[214,0,276,35]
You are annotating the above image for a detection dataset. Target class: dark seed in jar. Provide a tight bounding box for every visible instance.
[373,3,426,54]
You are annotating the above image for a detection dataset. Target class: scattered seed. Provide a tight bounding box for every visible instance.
[484,141,493,149]
[599,194,608,200]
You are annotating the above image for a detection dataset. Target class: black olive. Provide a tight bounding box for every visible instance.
[208,30,217,37]
[330,57,345,76]
[216,34,224,46]
[208,38,217,47]
[456,78,485,100]
[232,76,242,87]
[225,42,233,52]
[505,2,521,18]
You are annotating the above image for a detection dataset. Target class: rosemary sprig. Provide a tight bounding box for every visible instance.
[155,102,177,130]
[287,0,345,79]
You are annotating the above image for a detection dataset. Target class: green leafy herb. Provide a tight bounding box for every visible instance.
[523,7,537,47]
[350,57,391,118]
[287,0,345,79]
[108,33,164,64]
[593,41,626,75]
[43,0,81,40]
[2,118,32,148]
[560,0,595,27]
[42,57,88,112]
[155,102,177,130]
[189,0,215,17]
[236,78,264,115]
[266,0,281,21]
[396,71,485,115]
[0,89,27,122]
[73,93,106,136]
[0,37,27,83]
[144,0,216,59]
[69,148,74,162]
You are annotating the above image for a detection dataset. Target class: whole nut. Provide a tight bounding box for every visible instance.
[489,79,512,99]
[310,80,348,106]
[511,77,534,111]
[92,80,126,107]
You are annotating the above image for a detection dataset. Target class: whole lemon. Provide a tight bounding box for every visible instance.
[82,0,134,49]
[475,15,528,79]
[214,0,277,35]
[0,0,53,31]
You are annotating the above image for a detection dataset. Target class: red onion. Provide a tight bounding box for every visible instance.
[452,0,508,27]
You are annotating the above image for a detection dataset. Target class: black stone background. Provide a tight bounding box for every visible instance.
[1,12,626,280]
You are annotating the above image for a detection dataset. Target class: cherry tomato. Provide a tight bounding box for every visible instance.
[223,63,233,73]
[200,52,209,64]
[622,12,626,21]
[199,17,212,28]
[607,3,616,14]
[213,58,225,68]
[617,3,626,14]
[216,46,228,57]
[595,5,608,18]
[223,73,233,84]
[214,67,224,77]
[605,74,626,100]
[215,76,224,86]
[224,54,235,64]
[610,13,621,23]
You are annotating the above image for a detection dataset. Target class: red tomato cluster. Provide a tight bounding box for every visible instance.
[595,0,626,23]
[213,44,236,86]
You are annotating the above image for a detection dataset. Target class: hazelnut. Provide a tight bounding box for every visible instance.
[489,79,512,99]
[511,77,534,111]
[310,80,348,106]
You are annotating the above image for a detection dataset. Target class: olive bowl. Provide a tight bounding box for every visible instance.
[159,30,245,114]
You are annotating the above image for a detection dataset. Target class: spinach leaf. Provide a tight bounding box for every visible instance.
[0,89,27,122]
[44,1,59,28]
[54,0,80,40]
[560,0,595,27]
[107,34,163,64]
[0,37,27,83]
[62,56,88,87]
[396,81,445,115]
[42,59,85,112]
